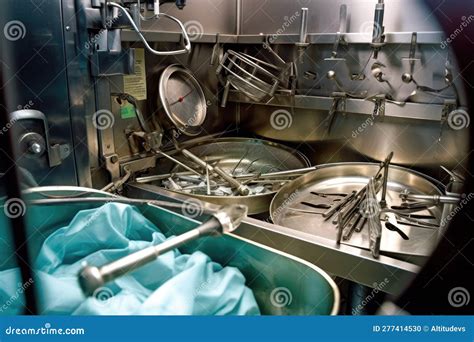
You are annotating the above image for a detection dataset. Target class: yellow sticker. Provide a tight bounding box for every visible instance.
[123,48,147,100]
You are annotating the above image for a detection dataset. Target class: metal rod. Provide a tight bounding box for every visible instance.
[27,197,214,214]
[336,211,343,244]
[332,152,392,226]
[79,204,248,296]
[298,8,309,44]
[206,167,211,195]
[0,90,38,314]
[181,149,250,195]
[234,166,320,179]
[236,0,242,35]
[79,217,219,295]
[331,4,347,58]
[136,171,195,183]
[154,150,201,176]
[367,177,382,258]
[371,0,385,59]
[399,193,461,205]
[323,191,357,219]
[379,158,391,208]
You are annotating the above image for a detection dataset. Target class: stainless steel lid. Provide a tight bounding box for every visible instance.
[158,65,207,136]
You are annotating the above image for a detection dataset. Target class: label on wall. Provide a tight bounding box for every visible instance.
[123,48,147,100]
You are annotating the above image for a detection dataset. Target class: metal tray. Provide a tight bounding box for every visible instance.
[154,138,310,215]
[270,163,444,259]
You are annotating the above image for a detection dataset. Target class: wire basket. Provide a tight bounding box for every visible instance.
[217,50,283,103]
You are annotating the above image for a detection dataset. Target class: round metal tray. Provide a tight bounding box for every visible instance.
[158,138,310,215]
[270,163,444,258]
[158,64,207,136]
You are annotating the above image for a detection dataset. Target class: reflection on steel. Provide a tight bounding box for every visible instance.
[271,163,443,259]
[79,204,248,296]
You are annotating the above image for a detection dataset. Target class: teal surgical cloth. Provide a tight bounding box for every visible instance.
[0,203,259,315]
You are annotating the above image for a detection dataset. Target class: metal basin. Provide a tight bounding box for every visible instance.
[0,186,340,315]
[153,138,310,215]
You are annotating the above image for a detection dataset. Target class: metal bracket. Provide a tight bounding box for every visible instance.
[402,32,421,66]
[324,92,346,136]
[10,110,71,168]
[91,48,135,76]
[210,33,222,66]
[373,95,386,119]
[440,99,458,125]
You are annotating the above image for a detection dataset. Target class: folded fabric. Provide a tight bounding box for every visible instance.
[1,203,260,315]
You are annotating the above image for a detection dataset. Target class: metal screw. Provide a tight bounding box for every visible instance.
[401,73,413,84]
[28,142,42,154]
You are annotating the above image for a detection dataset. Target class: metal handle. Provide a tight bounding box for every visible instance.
[332,5,347,57]
[108,2,191,56]
[79,204,248,296]
[399,192,461,205]
[298,8,309,45]
[79,217,219,296]
[338,4,348,34]
[181,149,250,195]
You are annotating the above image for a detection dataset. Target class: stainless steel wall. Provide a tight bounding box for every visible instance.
[3,0,466,187]
[125,0,469,179]
[234,0,468,177]
[241,0,442,34]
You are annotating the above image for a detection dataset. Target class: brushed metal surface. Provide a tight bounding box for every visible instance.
[270,163,443,258]
[125,183,421,295]
[147,137,310,214]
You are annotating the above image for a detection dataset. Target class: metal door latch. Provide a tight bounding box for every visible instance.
[10,110,71,167]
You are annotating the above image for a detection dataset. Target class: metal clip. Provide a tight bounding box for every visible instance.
[402,32,420,68]
[373,94,386,118]
[324,92,346,136]
[210,33,221,66]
